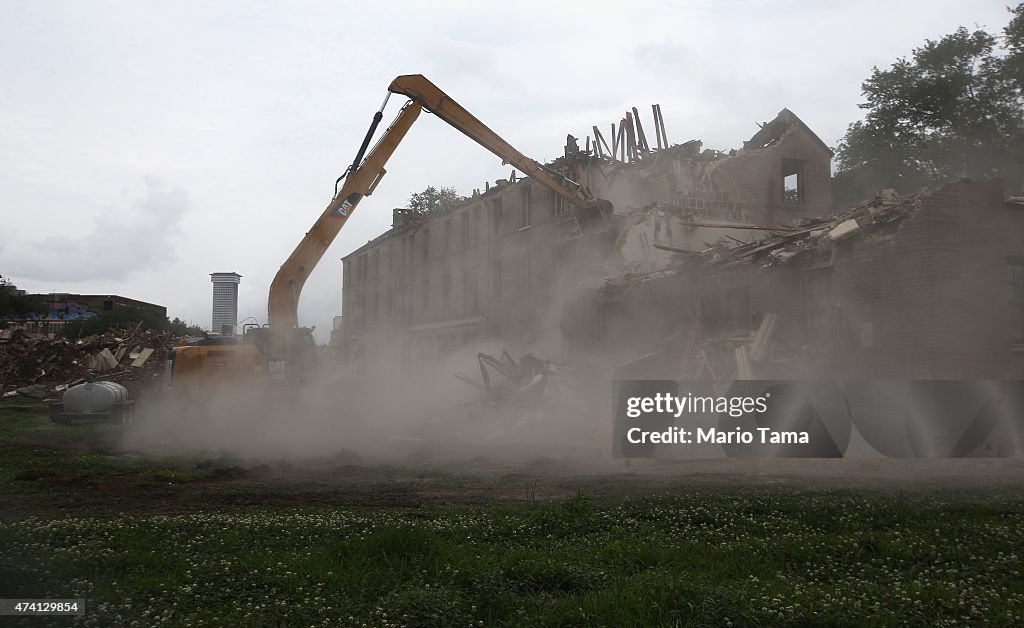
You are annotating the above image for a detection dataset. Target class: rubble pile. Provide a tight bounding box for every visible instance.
[601,192,925,382]
[0,324,184,398]
[693,188,921,269]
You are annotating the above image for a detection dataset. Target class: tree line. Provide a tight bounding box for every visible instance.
[1,275,204,337]
[834,4,1024,204]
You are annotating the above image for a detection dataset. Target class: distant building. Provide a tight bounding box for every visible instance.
[1,293,166,335]
[210,272,242,335]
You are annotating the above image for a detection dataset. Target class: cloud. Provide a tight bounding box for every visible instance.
[1,175,188,282]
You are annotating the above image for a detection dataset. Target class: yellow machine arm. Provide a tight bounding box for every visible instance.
[266,75,610,358]
[267,99,421,332]
[388,75,609,216]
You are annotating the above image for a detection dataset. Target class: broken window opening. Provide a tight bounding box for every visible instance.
[492,258,502,301]
[554,189,566,216]
[800,267,834,346]
[1010,258,1024,342]
[403,288,413,325]
[463,269,479,314]
[782,159,805,205]
[520,186,532,228]
[491,197,503,237]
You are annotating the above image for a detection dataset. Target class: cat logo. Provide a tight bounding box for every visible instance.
[331,192,363,218]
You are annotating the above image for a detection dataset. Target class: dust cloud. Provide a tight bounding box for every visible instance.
[119,343,609,468]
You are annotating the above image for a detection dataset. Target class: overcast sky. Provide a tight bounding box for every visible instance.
[0,0,1013,342]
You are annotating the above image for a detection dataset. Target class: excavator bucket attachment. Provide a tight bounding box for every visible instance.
[574,199,614,232]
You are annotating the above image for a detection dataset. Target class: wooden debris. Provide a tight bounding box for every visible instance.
[0,327,186,394]
[749,313,778,362]
[828,219,860,241]
[734,345,753,379]
[131,348,155,368]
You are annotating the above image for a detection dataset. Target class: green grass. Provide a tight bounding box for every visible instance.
[1,404,1023,626]
[1,490,1022,627]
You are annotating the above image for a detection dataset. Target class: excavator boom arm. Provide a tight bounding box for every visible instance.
[388,75,596,209]
[267,74,610,353]
[267,101,422,333]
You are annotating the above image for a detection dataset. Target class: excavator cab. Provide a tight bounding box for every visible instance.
[167,327,317,398]
[165,337,265,398]
[244,325,317,385]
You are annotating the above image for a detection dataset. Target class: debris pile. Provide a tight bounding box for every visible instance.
[455,350,578,407]
[686,188,921,270]
[600,191,924,382]
[0,324,182,399]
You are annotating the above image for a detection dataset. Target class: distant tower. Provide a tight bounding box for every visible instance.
[210,272,242,335]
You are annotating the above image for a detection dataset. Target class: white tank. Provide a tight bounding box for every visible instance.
[63,381,129,414]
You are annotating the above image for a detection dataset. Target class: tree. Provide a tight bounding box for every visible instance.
[0,275,47,320]
[1005,3,1024,92]
[407,186,463,214]
[834,6,1024,205]
[168,317,206,336]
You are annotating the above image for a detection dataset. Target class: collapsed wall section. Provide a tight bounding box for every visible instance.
[570,180,1024,380]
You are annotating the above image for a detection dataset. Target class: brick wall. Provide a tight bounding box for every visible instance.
[832,180,1024,378]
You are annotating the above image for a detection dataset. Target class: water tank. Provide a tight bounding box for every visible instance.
[63,381,129,415]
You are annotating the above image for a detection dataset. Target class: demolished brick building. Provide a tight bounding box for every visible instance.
[339,108,834,373]
[572,180,1024,380]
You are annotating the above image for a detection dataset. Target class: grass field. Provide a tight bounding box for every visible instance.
[1,402,1022,627]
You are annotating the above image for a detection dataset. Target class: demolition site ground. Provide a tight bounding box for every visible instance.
[2,403,1023,626]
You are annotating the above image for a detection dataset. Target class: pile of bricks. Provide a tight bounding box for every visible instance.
[0,326,184,399]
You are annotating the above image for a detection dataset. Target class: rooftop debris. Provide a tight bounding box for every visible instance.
[0,325,184,399]
[635,187,922,274]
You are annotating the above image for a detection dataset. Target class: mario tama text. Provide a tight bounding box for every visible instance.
[620,388,808,450]
[612,380,1024,459]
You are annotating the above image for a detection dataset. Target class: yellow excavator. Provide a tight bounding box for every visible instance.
[167,75,612,395]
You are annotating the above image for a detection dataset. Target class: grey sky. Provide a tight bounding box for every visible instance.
[0,0,1013,341]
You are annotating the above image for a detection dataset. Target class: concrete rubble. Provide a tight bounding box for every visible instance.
[0,325,183,399]
[664,188,920,270]
[594,189,925,380]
